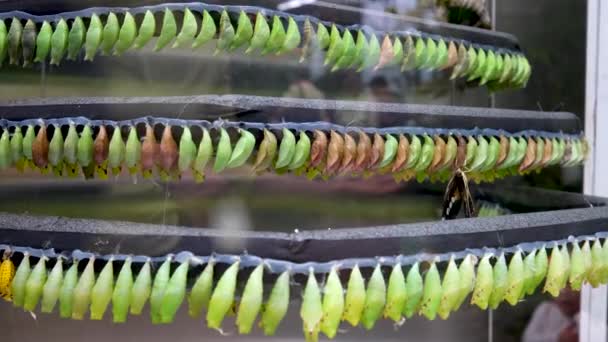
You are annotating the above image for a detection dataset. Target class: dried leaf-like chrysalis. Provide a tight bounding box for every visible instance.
[150,257,171,324]
[253,129,278,172]
[192,10,215,49]
[420,262,442,320]
[369,133,385,169]
[430,135,446,172]
[339,133,356,173]
[444,41,458,69]
[236,264,264,334]
[391,134,409,173]
[7,17,23,65]
[23,256,47,311]
[374,35,394,70]
[402,262,423,318]
[50,19,69,65]
[229,11,253,50]
[299,18,315,62]
[570,241,586,290]
[310,130,328,169]
[324,24,344,66]
[384,263,406,322]
[332,28,355,71]
[155,8,177,51]
[261,270,290,335]
[130,260,152,315]
[496,135,509,166]
[21,19,36,67]
[354,131,371,172]
[540,138,553,166]
[320,266,344,339]
[193,128,213,181]
[71,257,96,320]
[188,261,214,318]
[504,250,524,306]
[77,124,94,168]
[159,125,178,176]
[281,16,301,54]
[289,131,312,170]
[93,125,109,178]
[414,134,435,172]
[437,256,460,320]
[469,136,488,172]
[342,264,366,326]
[276,128,296,169]
[361,264,386,330]
[453,254,475,310]
[263,16,286,55]
[113,12,137,55]
[544,245,565,297]
[108,126,126,175]
[66,17,85,60]
[471,254,493,310]
[301,270,323,341]
[100,13,119,55]
[134,10,156,49]
[112,258,133,323]
[140,124,159,178]
[401,35,416,71]
[519,137,536,172]
[488,253,508,310]
[160,259,189,324]
[125,125,141,175]
[531,137,545,169]
[405,135,422,169]
[449,43,468,79]
[32,124,49,169]
[207,261,239,330]
[41,258,63,313]
[248,12,270,54]
[325,130,344,175]
[173,8,198,48]
[90,258,114,320]
[59,260,79,318]
[379,134,398,169]
[84,14,102,61]
[359,34,380,71]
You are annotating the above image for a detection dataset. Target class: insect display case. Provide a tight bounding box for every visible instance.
[0,1,598,342]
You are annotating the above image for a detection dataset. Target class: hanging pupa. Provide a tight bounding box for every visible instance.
[41,258,63,313]
[420,261,442,320]
[544,245,565,296]
[437,256,461,319]
[112,257,133,323]
[59,260,79,318]
[23,256,47,311]
[130,259,152,315]
[236,264,264,334]
[320,266,344,339]
[150,256,172,324]
[301,269,323,342]
[11,253,31,308]
[384,263,406,322]
[90,258,114,320]
[93,125,110,179]
[207,260,240,330]
[71,257,96,320]
[159,258,189,324]
[342,264,366,326]
[261,270,290,335]
[504,250,524,306]
[188,261,214,318]
[471,254,493,310]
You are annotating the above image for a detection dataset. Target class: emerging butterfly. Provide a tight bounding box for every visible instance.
[442,169,476,220]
